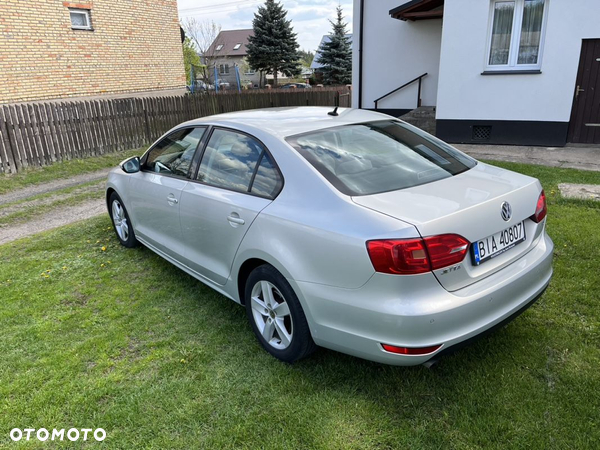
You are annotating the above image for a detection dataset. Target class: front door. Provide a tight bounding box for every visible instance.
[128,127,206,258]
[568,39,600,144]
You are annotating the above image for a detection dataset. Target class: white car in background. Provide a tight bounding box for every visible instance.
[106,107,553,366]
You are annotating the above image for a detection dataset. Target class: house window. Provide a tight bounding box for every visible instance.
[69,8,92,30]
[486,0,547,71]
[244,70,255,75]
[233,43,242,50]
[216,44,224,51]
[219,64,229,74]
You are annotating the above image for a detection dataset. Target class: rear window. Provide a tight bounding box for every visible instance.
[286,120,476,196]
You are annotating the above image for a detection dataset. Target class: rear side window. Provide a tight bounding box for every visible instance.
[197,129,281,198]
[144,127,206,178]
[286,121,476,196]
[251,153,282,198]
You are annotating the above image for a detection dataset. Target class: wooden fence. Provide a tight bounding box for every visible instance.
[0,87,351,174]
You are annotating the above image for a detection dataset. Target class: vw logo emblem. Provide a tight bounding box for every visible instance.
[501,202,512,222]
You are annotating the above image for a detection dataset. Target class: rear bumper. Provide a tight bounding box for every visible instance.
[295,231,553,366]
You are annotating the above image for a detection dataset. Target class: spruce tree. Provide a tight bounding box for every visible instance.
[316,6,352,85]
[246,0,301,87]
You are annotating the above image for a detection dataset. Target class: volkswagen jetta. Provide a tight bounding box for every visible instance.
[106,107,553,366]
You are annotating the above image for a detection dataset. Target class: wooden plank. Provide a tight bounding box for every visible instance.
[96,100,110,154]
[52,103,69,162]
[0,107,18,173]
[84,101,98,156]
[104,99,118,152]
[19,104,38,166]
[7,106,26,169]
[43,103,59,163]
[32,103,50,166]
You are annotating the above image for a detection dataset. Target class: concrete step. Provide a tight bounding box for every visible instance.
[399,106,436,135]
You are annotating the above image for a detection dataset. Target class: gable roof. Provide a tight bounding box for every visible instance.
[389,0,444,21]
[310,34,353,70]
[205,29,253,57]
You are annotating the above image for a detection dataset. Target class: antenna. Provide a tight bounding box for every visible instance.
[328,107,339,116]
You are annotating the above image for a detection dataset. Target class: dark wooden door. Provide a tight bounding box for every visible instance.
[568,39,600,144]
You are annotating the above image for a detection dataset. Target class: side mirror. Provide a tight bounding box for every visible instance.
[120,156,141,174]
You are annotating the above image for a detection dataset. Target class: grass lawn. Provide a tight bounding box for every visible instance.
[0,162,599,449]
[0,148,143,195]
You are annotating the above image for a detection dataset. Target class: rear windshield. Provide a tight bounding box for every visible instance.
[286,120,476,196]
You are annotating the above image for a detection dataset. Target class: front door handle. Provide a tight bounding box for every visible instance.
[227,214,245,226]
[576,85,585,100]
[167,195,178,206]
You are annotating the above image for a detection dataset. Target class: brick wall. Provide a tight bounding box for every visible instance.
[0,0,186,103]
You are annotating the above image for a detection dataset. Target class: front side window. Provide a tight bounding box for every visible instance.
[286,121,476,196]
[69,8,92,30]
[487,0,547,70]
[144,127,206,178]
[198,129,280,197]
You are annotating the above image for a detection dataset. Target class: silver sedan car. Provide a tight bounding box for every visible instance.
[106,107,553,366]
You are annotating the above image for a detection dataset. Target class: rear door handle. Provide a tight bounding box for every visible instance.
[167,194,178,205]
[227,214,245,226]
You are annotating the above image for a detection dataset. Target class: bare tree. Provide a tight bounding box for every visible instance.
[181,18,223,84]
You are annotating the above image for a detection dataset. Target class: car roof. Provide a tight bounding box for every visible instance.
[179,107,396,139]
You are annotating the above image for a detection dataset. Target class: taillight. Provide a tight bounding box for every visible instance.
[367,234,469,275]
[424,234,470,270]
[531,190,547,223]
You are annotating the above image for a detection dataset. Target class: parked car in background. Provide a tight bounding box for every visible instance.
[280,83,312,89]
[106,107,553,366]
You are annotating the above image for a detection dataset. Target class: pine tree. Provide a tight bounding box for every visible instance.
[316,6,352,85]
[246,0,301,87]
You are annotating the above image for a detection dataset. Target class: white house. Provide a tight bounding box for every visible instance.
[352,0,600,146]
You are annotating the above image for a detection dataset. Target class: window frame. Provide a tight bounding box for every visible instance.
[189,126,284,200]
[483,0,549,73]
[140,126,209,180]
[219,64,230,75]
[233,43,242,50]
[69,8,92,31]
[215,44,224,51]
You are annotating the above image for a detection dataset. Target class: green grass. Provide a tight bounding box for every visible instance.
[0,148,143,195]
[0,162,599,449]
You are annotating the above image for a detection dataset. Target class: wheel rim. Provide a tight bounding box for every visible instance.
[111,199,129,242]
[250,280,293,350]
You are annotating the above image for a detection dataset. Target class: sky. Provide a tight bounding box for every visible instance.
[177,0,354,53]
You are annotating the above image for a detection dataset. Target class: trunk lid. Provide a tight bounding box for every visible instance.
[353,163,545,291]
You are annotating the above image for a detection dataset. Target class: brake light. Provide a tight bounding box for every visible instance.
[531,190,547,223]
[367,234,469,275]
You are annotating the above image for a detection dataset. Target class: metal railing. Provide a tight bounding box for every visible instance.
[373,73,428,110]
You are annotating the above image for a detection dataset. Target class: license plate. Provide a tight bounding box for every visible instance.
[472,221,526,266]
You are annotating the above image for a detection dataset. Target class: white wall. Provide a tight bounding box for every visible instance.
[437,0,600,122]
[352,0,443,110]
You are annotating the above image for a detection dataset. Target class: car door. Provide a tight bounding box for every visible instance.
[178,128,283,285]
[127,127,207,258]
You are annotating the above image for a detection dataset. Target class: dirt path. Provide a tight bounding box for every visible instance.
[0,171,110,245]
[0,168,111,206]
[0,198,106,245]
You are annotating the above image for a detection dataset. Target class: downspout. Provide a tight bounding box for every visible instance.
[358,0,365,109]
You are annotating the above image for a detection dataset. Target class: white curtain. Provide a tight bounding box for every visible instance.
[489,2,515,65]
[518,0,545,64]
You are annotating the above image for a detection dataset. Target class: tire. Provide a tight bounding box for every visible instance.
[245,265,316,363]
[108,192,138,248]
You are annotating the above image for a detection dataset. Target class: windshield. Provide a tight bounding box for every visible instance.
[286,120,477,196]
